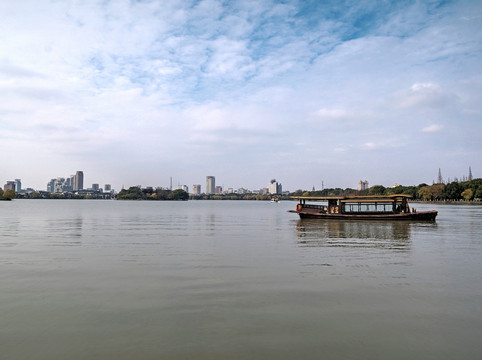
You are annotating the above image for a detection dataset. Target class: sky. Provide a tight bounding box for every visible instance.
[1,0,481,192]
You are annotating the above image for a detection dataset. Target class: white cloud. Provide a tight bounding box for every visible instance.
[361,142,377,150]
[314,108,349,119]
[396,82,456,109]
[422,124,444,133]
[203,37,254,78]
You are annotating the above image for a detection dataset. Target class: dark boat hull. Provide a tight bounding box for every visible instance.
[289,210,438,221]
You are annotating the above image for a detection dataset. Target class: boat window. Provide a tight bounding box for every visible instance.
[344,202,393,213]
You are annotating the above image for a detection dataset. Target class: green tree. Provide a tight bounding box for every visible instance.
[117,186,146,200]
[168,189,189,200]
[369,185,386,195]
[442,182,462,200]
[432,183,445,200]
[418,186,433,200]
[417,184,444,200]
[3,189,16,200]
[461,188,473,201]
[475,187,482,200]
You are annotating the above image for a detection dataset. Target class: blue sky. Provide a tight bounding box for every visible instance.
[1,0,481,191]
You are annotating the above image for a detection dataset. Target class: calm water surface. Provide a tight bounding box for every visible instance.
[1,200,481,359]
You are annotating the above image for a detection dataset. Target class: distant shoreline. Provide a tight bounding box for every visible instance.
[411,200,482,205]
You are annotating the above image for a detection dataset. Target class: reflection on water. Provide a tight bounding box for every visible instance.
[45,217,83,246]
[296,219,420,250]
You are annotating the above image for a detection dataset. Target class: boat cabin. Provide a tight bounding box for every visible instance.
[294,194,412,215]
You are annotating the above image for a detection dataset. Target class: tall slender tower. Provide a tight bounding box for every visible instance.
[437,168,443,184]
[206,176,215,194]
[468,166,473,181]
[74,171,84,191]
[14,179,21,192]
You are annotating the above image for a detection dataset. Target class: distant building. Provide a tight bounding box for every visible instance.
[358,180,369,191]
[227,188,234,194]
[46,178,63,193]
[206,176,215,194]
[268,179,282,194]
[178,185,189,192]
[14,179,21,192]
[74,171,84,191]
[215,186,223,194]
[237,188,248,194]
[47,179,55,192]
[192,185,201,195]
[64,176,74,192]
[4,181,15,191]
[54,178,65,193]
[104,184,112,192]
[259,188,269,195]
[92,184,99,191]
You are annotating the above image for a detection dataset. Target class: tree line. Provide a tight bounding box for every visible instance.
[117,187,189,200]
[16,192,108,199]
[190,193,286,200]
[292,178,482,201]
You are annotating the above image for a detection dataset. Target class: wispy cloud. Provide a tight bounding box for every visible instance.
[314,108,349,120]
[397,83,455,109]
[422,124,445,133]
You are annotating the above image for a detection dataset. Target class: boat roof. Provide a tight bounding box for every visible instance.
[291,194,412,201]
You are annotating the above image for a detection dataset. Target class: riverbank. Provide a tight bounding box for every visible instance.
[412,200,482,205]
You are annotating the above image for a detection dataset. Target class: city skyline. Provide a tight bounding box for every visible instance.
[3,165,477,195]
[1,1,481,190]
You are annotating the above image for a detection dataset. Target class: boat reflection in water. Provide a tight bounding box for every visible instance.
[295,219,421,251]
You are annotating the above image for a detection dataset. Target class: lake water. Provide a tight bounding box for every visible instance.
[1,200,481,359]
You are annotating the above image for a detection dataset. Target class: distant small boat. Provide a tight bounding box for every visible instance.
[271,198,280,203]
[289,194,437,220]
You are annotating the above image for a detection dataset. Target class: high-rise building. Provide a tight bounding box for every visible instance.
[215,186,223,194]
[92,184,99,191]
[268,179,282,194]
[192,185,201,195]
[69,175,75,191]
[14,179,21,192]
[64,176,73,192]
[74,171,84,191]
[178,185,189,192]
[53,178,65,193]
[104,184,112,192]
[4,181,15,191]
[206,176,215,194]
[358,180,369,191]
[47,179,55,192]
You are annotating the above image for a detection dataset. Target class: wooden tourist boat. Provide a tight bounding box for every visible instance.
[289,194,437,220]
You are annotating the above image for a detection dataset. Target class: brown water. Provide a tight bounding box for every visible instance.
[1,200,481,359]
